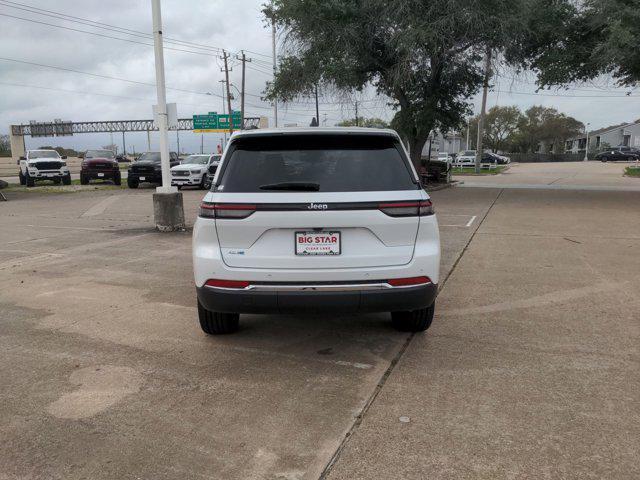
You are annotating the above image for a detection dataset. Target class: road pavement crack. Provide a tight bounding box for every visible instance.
[318,189,505,479]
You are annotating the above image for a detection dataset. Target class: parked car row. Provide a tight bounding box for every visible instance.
[450,150,510,167]
[596,146,640,162]
[16,149,222,190]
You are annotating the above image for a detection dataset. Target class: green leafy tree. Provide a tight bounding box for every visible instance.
[468,106,524,152]
[507,0,640,87]
[264,0,532,168]
[508,106,583,153]
[337,117,389,128]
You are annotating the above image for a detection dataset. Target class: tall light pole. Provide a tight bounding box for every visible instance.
[584,123,591,162]
[150,0,184,231]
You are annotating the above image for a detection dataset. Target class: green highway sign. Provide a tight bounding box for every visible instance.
[193,112,242,133]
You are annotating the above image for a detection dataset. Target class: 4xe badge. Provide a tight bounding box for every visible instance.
[308,203,328,210]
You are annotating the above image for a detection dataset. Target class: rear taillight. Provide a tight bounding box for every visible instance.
[387,276,432,287]
[199,202,256,219]
[205,279,250,289]
[378,200,434,217]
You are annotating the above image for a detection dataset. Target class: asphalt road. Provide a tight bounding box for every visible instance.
[1,181,639,479]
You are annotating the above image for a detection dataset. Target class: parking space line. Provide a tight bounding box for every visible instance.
[80,195,121,218]
[11,224,122,232]
[466,215,477,227]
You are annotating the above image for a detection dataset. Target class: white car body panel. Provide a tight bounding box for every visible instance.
[192,128,440,289]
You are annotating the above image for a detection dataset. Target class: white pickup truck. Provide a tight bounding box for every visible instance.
[18,149,71,187]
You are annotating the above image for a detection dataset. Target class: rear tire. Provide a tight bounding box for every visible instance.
[62,173,71,185]
[127,177,139,189]
[113,172,121,186]
[198,300,239,335]
[80,174,89,185]
[392,302,435,332]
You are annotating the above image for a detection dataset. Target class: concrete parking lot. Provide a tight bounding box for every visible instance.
[1,177,639,479]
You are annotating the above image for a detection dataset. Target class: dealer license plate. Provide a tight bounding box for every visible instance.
[295,231,341,256]
[139,176,146,181]
[97,173,104,177]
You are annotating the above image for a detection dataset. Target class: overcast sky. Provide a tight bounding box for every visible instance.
[1,0,639,154]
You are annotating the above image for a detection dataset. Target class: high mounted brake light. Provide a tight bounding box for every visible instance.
[378,200,434,217]
[199,202,256,219]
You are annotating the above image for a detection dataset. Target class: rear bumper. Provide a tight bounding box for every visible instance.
[196,282,438,314]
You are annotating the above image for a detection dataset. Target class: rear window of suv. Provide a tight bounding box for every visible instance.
[217,134,418,192]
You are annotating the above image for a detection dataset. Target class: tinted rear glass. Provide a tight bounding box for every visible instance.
[217,134,417,192]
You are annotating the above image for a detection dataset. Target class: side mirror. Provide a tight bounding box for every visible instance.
[61,155,68,159]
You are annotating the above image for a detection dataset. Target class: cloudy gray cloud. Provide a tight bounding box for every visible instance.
[1,0,638,153]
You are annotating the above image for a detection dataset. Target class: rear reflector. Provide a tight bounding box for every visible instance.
[387,276,432,287]
[200,202,256,219]
[379,200,434,217]
[205,279,250,289]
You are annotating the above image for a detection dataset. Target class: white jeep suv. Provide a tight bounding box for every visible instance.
[171,154,221,189]
[192,128,440,334]
[19,149,71,187]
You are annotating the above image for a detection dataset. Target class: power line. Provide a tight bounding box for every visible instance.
[0,12,224,57]
[494,88,640,99]
[495,72,636,95]
[0,81,223,109]
[0,0,277,63]
[0,56,225,98]
[0,0,226,54]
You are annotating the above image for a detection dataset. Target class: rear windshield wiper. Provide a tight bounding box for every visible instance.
[259,182,320,191]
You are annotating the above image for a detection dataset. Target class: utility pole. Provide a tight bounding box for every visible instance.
[219,79,226,114]
[122,131,126,155]
[147,129,151,150]
[272,18,278,127]
[150,0,184,230]
[200,134,204,154]
[355,101,359,126]
[221,50,234,133]
[466,123,470,150]
[314,84,320,127]
[176,130,180,154]
[236,51,251,130]
[475,48,492,174]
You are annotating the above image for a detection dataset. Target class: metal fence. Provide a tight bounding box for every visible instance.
[505,152,596,163]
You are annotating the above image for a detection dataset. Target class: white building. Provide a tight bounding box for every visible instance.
[421,131,468,157]
[566,121,640,153]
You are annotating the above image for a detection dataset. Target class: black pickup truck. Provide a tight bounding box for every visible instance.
[127,152,180,188]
